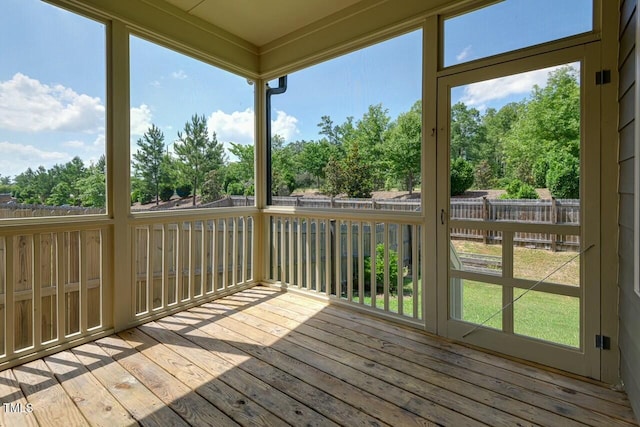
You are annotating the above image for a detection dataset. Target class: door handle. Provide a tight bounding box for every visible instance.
[441,209,445,225]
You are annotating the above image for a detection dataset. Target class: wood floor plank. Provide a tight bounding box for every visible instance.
[268,289,637,422]
[183,303,475,426]
[163,310,435,427]
[95,335,239,427]
[0,368,39,427]
[142,320,340,427]
[201,300,538,427]
[149,317,390,427]
[116,327,287,427]
[44,350,137,427]
[12,359,87,427]
[227,296,588,427]
[1,287,637,427]
[71,342,188,427]
[251,292,636,427]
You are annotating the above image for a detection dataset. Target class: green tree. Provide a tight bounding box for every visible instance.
[298,140,335,188]
[342,141,373,198]
[450,102,486,163]
[450,157,474,196]
[503,66,580,187]
[385,100,421,193]
[174,114,226,205]
[271,135,297,196]
[132,124,169,206]
[224,143,254,195]
[322,156,344,197]
[78,156,106,208]
[354,104,390,189]
[481,102,521,184]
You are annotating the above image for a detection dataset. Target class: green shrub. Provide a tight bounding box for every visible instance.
[226,182,245,196]
[450,157,474,196]
[159,185,174,202]
[546,151,579,199]
[501,179,539,199]
[364,244,399,294]
[176,183,192,198]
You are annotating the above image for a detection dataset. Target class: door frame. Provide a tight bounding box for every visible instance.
[435,43,602,379]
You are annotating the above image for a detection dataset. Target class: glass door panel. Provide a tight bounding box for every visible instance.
[437,46,600,378]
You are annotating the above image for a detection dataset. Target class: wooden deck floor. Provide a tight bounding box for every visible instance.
[0,286,637,427]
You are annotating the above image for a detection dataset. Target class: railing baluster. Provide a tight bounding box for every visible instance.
[384,223,389,312]
[324,219,330,296]
[80,230,89,333]
[371,222,377,309]
[288,218,294,286]
[412,224,419,319]
[397,224,403,316]
[232,217,238,288]
[307,219,318,292]
[5,236,14,357]
[347,220,353,302]
[33,234,41,350]
[358,222,364,304]
[147,226,155,313]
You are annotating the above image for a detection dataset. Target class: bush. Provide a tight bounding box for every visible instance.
[201,170,224,203]
[450,157,474,196]
[226,182,245,196]
[500,179,539,199]
[176,183,192,198]
[473,159,495,189]
[546,152,579,199]
[364,244,399,294]
[159,185,174,202]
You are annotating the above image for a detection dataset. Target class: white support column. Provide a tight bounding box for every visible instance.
[109,20,133,332]
[254,79,267,284]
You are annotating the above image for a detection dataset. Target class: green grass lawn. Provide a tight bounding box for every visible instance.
[343,240,580,347]
[354,277,423,319]
[458,280,580,348]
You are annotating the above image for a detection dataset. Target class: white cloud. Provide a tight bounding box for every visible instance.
[459,65,564,107]
[62,140,85,148]
[0,141,68,177]
[207,108,300,146]
[0,73,104,133]
[208,108,254,146]
[130,104,152,136]
[456,45,473,62]
[272,110,300,141]
[171,70,187,80]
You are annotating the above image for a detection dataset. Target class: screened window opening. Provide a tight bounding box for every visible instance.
[443,0,593,67]
[0,0,106,218]
[130,35,255,211]
[266,29,423,212]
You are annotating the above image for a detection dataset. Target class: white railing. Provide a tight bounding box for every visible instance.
[266,212,423,321]
[132,213,255,318]
[0,225,109,367]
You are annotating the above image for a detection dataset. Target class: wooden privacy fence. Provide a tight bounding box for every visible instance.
[0,202,104,218]
[449,197,580,250]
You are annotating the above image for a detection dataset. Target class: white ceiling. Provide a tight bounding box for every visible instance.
[163,0,365,47]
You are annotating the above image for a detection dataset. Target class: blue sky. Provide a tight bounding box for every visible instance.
[0,0,592,179]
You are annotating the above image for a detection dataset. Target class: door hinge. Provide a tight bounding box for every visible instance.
[595,70,611,85]
[595,335,611,350]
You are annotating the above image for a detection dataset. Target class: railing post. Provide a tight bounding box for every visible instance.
[551,197,558,252]
[482,196,489,244]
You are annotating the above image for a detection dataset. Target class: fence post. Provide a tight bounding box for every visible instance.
[551,197,557,252]
[330,197,335,208]
[482,197,489,244]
